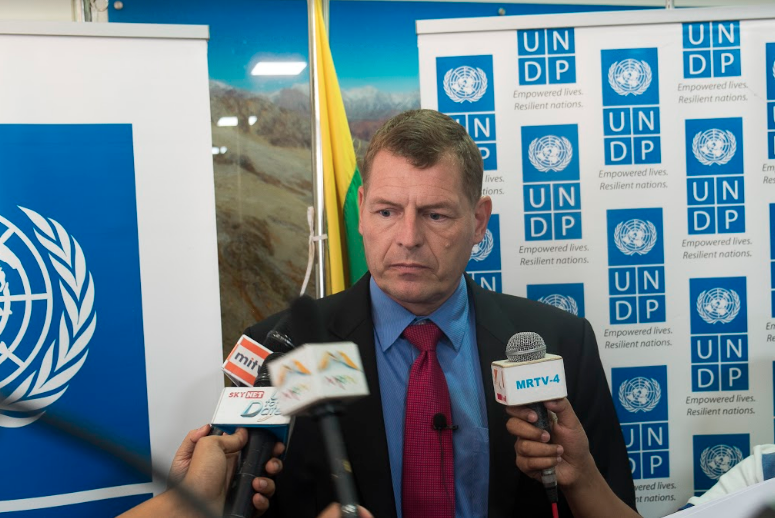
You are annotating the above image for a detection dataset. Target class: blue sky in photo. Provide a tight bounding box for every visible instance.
[110,0,649,93]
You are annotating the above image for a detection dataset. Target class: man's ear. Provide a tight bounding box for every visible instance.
[473,196,492,243]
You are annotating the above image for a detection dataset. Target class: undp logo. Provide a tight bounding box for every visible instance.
[608,58,652,96]
[527,282,585,317]
[693,434,749,492]
[690,277,747,334]
[607,208,664,266]
[0,207,96,428]
[686,118,743,176]
[612,366,668,423]
[612,365,669,480]
[619,377,661,413]
[692,128,736,166]
[443,66,487,103]
[467,214,500,272]
[470,229,493,262]
[701,444,744,480]
[538,294,578,315]
[601,48,660,107]
[696,287,740,325]
[528,135,573,173]
[614,219,658,257]
[521,124,580,183]
[436,55,495,114]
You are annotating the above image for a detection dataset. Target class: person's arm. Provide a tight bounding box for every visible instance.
[118,426,283,518]
[507,398,641,518]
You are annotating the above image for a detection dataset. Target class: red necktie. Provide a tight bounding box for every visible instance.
[401,321,455,518]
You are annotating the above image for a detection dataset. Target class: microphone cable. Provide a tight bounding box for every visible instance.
[0,391,219,518]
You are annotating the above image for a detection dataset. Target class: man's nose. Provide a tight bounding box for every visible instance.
[397,212,423,249]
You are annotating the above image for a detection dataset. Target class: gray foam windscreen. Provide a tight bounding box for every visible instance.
[506,332,547,362]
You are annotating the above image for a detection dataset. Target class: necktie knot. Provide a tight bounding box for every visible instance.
[402,321,443,353]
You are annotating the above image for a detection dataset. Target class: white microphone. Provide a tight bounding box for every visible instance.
[492,332,568,504]
[267,296,369,518]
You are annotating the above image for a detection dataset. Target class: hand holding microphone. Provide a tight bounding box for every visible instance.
[495,332,641,518]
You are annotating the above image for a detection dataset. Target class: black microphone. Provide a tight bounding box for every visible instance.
[432,413,459,431]
[224,318,294,518]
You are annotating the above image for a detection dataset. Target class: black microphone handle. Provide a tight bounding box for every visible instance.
[224,428,276,518]
[527,401,559,503]
[314,403,360,518]
[527,401,551,432]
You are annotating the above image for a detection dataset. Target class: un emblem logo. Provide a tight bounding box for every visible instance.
[608,59,652,96]
[692,129,737,166]
[696,287,740,324]
[470,229,493,262]
[700,444,744,480]
[618,377,661,413]
[0,207,96,428]
[614,219,658,256]
[528,135,573,172]
[537,294,579,316]
[442,66,488,103]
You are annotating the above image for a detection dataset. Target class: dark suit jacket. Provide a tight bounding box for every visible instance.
[246,274,636,518]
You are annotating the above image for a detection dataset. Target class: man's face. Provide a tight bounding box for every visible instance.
[358,150,491,316]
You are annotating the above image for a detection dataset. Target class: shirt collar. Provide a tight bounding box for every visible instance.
[369,276,469,353]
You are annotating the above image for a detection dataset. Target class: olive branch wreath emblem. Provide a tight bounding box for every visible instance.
[0,207,96,428]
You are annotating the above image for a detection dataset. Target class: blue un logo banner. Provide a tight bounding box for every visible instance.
[693,434,749,494]
[517,28,576,85]
[0,125,150,508]
[527,283,585,317]
[467,214,501,292]
[612,365,669,479]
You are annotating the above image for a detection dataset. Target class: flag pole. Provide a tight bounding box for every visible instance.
[307,0,327,299]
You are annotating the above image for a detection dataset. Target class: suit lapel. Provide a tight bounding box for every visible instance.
[467,276,520,516]
[329,275,398,518]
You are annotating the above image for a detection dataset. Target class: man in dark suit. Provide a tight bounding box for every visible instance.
[248,109,637,518]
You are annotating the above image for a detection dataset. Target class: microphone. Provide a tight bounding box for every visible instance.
[491,332,568,505]
[221,319,295,518]
[268,296,369,518]
[432,413,459,431]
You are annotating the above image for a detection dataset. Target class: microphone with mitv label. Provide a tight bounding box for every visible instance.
[268,296,370,518]
[221,318,296,518]
[492,332,567,509]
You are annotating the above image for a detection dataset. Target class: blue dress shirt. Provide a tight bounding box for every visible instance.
[370,276,489,518]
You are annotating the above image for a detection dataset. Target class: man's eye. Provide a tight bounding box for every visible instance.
[378,209,392,217]
[428,213,445,221]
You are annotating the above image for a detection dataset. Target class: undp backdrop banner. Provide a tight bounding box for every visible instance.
[418,6,775,517]
[0,25,223,516]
